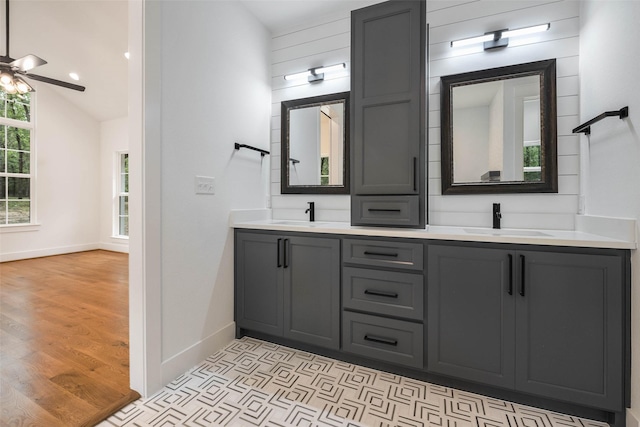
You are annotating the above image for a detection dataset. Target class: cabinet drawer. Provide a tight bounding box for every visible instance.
[351,195,420,227]
[343,267,423,320]
[343,238,423,271]
[343,311,423,369]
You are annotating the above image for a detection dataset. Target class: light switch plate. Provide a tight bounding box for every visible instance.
[195,176,215,195]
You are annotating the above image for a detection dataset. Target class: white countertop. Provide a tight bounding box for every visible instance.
[231,219,636,250]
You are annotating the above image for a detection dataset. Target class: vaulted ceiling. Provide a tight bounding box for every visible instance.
[1,0,129,122]
[3,0,381,123]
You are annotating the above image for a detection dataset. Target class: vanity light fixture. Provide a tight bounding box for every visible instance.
[284,63,346,83]
[451,23,550,50]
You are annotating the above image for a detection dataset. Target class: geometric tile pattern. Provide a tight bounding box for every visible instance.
[99,337,609,427]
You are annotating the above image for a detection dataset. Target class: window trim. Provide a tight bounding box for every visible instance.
[113,150,129,238]
[0,92,36,227]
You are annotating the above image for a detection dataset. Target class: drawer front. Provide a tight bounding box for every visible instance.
[343,311,423,369]
[343,267,423,320]
[351,195,420,227]
[343,238,423,271]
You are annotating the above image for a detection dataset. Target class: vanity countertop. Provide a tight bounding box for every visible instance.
[231,219,636,250]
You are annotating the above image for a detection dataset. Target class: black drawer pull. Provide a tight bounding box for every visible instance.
[277,238,282,267]
[283,239,289,269]
[363,251,398,258]
[507,254,513,295]
[367,208,402,212]
[364,334,398,346]
[520,254,525,296]
[413,157,417,192]
[364,289,399,298]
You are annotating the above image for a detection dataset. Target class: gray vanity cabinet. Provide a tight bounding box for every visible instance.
[428,244,626,411]
[342,238,425,369]
[350,0,426,227]
[515,250,623,411]
[427,245,516,389]
[235,232,283,336]
[235,231,340,350]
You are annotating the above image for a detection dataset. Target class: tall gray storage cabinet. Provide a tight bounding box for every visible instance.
[427,244,627,412]
[350,0,426,227]
[235,231,341,350]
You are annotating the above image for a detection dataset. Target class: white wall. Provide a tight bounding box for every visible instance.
[270,9,360,222]
[147,0,272,386]
[99,117,129,253]
[0,85,101,261]
[578,2,640,426]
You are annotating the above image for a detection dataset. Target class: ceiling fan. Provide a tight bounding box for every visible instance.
[0,0,85,94]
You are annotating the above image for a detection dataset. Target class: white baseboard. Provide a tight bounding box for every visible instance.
[161,322,236,387]
[0,243,100,262]
[99,242,130,253]
[628,409,640,427]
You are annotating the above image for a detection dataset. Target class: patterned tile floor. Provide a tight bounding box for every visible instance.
[100,337,608,427]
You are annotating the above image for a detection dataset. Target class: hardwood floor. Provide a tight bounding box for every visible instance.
[0,250,140,427]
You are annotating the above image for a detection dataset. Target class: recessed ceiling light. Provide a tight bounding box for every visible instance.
[69,72,80,81]
[124,52,130,59]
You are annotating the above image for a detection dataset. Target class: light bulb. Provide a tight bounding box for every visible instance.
[69,72,80,81]
[4,81,17,94]
[315,63,346,74]
[0,73,12,85]
[15,79,30,94]
[284,70,311,81]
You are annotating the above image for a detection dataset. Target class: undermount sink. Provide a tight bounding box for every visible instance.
[271,220,331,227]
[463,228,550,237]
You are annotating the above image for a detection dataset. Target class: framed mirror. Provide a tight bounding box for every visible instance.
[281,92,350,194]
[440,59,557,194]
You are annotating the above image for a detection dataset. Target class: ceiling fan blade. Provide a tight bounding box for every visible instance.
[21,72,86,92]
[9,54,47,72]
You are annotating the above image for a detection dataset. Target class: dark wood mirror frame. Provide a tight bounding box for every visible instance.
[281,92,350,194]
[440,59,558,195]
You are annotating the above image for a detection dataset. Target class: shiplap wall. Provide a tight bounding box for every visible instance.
[270,10,356,222]
[270,0,581,230]
[428,0,580,230]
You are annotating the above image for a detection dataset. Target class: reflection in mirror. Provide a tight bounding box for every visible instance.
[281,92,350,194]
[441,59,557,194]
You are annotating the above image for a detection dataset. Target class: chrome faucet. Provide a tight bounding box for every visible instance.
[305,202,315,222]
[493,203,501,229]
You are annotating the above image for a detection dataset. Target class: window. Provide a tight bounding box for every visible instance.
[0,92,33,226]
[115,152,128,237]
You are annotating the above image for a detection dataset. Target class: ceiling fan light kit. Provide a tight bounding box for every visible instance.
[0,71,32,94]
[0,0,86,94]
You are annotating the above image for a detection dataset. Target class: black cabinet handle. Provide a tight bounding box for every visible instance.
[277,238,282,267]
[507,254,513,295]
[413,157,417,192]
[367,208,402,213]
[364,289,399,298]
[363,251,398,258]
[364,334,398,346]
[283,239,289,268]
[519,254,525,296]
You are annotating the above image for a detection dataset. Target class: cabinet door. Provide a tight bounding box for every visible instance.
[235,232,283,336]
[515,251,623,410]
[283,236,341,349]
[351,0,424,195]
[427,244,516,388]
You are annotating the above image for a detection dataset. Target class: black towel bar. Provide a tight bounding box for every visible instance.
[573,106,629,135]
[234,142,270,156]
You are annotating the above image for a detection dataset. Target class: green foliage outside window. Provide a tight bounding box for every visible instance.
[320,156,329,186]
[523,145,541,182]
